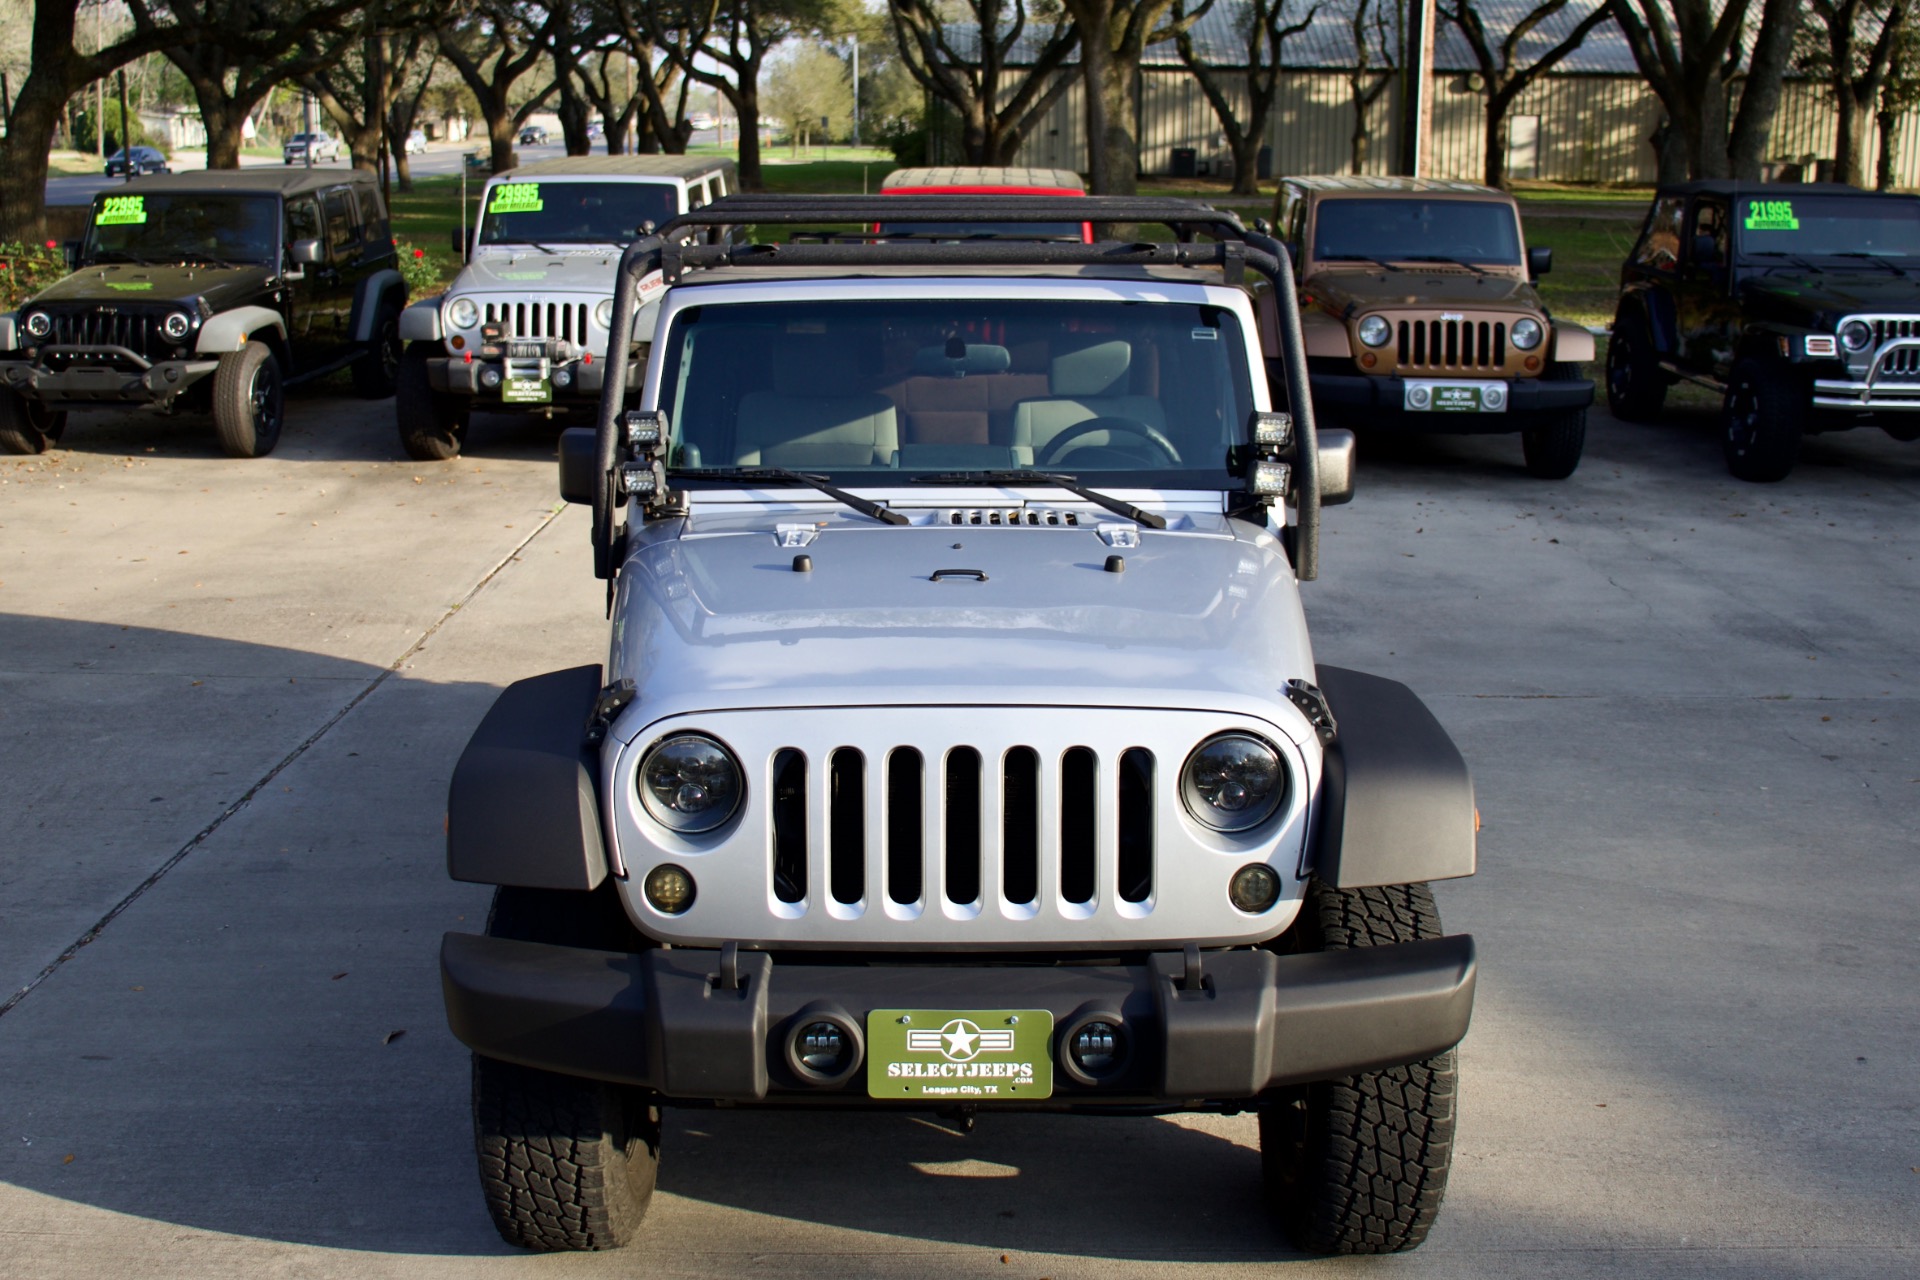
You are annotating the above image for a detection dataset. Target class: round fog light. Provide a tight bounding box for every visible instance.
[552,366,572,388]
[643,863,695,914]
[1070,1021,1123,1074]
[797,1022,850,1074]
[479,367,502,388]
[1483,384,1506,409]
[1409,385,1431,408]
[1229,863,1280,913]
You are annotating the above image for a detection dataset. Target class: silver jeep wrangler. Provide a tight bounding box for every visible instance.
[438,196,1479,1256]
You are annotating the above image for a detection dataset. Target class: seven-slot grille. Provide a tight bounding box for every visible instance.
[1396,318,1507,371]
[484,299,591,344]
[44,309,160,363]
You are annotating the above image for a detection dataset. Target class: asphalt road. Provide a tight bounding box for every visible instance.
[1,393,1916,1277]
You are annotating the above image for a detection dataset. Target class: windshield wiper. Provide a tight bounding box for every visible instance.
[1319,253,1401,272]
[670,466,909,525]
[1831,252,1907,276]
[1748,250,1822,273]
[1402,255,1488,277]
[92,250,158,267]
[911,470,1167,530]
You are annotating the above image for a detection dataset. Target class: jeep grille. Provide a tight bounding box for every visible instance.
[1397,318,1506,372]
[484,299,591,344]
[43,309,159,362]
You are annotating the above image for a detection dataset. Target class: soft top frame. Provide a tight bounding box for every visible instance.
[589,195,1324,595]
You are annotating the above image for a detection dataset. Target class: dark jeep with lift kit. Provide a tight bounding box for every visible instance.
[440,196,1479,1256]
[1608,180,1920,481]
[0,169,406,457]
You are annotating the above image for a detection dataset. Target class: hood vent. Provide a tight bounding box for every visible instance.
[944,507,1083,526]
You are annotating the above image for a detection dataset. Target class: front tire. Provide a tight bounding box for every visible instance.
[211,341,284,458]
[395,341,471,460]
[352,298,404,399]
[1260,882,1459,1255]
[1605,311,1667,423]
[1722,357,1804,482]
[0,388,67,455]
[1521,361,1586,479]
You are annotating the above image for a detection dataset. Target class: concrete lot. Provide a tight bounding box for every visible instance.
[0,392,1915,1278]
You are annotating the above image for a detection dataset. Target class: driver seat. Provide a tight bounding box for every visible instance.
[1010,341,1166,464]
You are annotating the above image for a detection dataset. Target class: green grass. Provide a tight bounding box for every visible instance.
[388,174,485,292]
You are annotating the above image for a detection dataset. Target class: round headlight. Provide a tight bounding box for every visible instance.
[1181,733,1287,832]
[594,298,615,329]
[1840,320,1874,352]
[446,296,479,329]
[639,733,742,833]
[1357,315,1392,348]
[161,311,192,341]
[23,311,51,339]
[1510,317,1544,350]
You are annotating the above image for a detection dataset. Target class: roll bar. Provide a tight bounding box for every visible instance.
[589,195,1324,598]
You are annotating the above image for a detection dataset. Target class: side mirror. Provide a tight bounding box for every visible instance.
[558,427,598,505]
[450,226,466,259]
[62,239,81,270]
[1317,429,1356,506]
[290,238,324,265]
[1528,246,1553,279]
[1692,234,1721,268]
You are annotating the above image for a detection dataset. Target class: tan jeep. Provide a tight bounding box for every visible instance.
[1272,176,1596,478]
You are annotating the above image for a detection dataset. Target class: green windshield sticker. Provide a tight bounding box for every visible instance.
[106,281,154,291]
[96,195,147,226]
[488,183,543,214]
[1745,200,1799,231]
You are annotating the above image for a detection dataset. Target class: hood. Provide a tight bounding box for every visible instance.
[607,506,1315,730]
[1738,270,1920,327]
[31,262,271,311]
[459,249,621,294]
[1307,267,1542,317]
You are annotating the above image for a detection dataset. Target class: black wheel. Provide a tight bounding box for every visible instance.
[0,388,66,455]
[210,341,284,458]
[1521,361,1586,479]
[1722,357,1804,482]
[1605,311,1667,423]
[395,340,471,460]
[1260,882,1459,1255]
[352,298,404,399]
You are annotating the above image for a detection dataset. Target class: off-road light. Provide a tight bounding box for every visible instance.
[1510,318,1544,350]
[1181,733,1286,832]
[161,311,192,340]
[595,298,616,329]
[479,366,502,388]
[639,732,742,833]
[643,863,696,914]
[1250,411,1293,448]
[1070,1021,1124,1075]
[1483,384,1507,410]
[446,296,479,329]
[1358,315,1392,347]
[1841,320,1874,352]
[1229,863,1281,913]
[624,409,667,451]
[23,311,51,339]
[1250,460,1290,496]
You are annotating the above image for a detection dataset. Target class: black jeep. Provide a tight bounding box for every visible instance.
[1607,180,1920,481]
[0,169,407,457]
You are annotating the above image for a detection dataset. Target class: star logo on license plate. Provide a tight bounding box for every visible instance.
[907,1018,1016,1062]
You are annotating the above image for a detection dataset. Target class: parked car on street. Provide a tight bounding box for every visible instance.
[0,169,406,457]
[1273,175,1595,479]
[103,145,169,177]
[517,125,549,146]
[282,131,342,164]
[404,129,428,155]
[1607,179,1920,481]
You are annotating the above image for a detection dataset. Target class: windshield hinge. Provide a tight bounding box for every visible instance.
[585,678,636,746]
[1285,679,1338,745]
[1221,241,1245,286]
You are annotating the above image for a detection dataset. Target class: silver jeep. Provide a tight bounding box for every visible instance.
[439,196,1479,1256]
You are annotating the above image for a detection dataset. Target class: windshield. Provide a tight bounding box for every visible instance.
[656,297,1253,486]
[1314,198,1522,265]
[1737,194,1920,260]
[82,193,278,264]
[478,180,680,246]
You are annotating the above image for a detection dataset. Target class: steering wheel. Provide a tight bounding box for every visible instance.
[1036,416,1181,468]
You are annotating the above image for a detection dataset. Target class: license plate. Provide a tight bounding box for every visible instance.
[501,376,550,404]
[866,1009,1054,1100]
[1405,380,1505,413]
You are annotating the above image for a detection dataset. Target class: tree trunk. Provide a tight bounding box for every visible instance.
[1228,128,1261,195]
[733,82,764,189]
[1081,30,1112,192]
[1093,52,1136,194]
[487,109,518,173]
[1483,87,1508,189]
[1727,0,1798,180]
[196,91,253,170]
[1876,109,1898,189]
[1835,90,1869,186]
[0,80,62,242]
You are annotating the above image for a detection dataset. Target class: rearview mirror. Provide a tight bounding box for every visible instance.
[558,427,598,505]
[1528,246,1553,279]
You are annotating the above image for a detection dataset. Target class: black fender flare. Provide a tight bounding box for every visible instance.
[1311,666,1476,889]
[447,665,610,891]
[348,268,407,346]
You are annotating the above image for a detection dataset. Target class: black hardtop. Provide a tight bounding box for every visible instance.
[108,168,380,200]
[1653,180,1916,202]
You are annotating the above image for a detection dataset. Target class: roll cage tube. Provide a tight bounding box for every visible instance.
[587,196,1324,608]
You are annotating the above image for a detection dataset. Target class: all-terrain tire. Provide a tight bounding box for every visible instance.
[0,388,66,455]
[472,1054,660,1251]
[1605,311,1667,423]
[1722,356,1804,482]
[210,341,284,458]
[1260,882,1459,1255]
[1521,361,1586,479]
[351,297,404,399]
[395,340,470,460]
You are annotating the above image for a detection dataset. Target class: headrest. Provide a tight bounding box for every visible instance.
[911,343,1012,377]
[1050,341,1131,396]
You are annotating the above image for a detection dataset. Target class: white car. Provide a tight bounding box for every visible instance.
[404,129,427,155]
[281,132,340,164]
[437,195,1481,1257]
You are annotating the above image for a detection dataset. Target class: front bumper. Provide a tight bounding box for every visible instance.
[1812,378,1920,411]
[426,353,604,406]
[0,353,220,405]
[1311,371,1593,430]
[440,931,1476,1104]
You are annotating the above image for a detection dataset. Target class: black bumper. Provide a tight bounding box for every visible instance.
[440,932,1476,1104]
[425,354,604,406]
[0,355,220,405]
[1311,371,1593,431]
